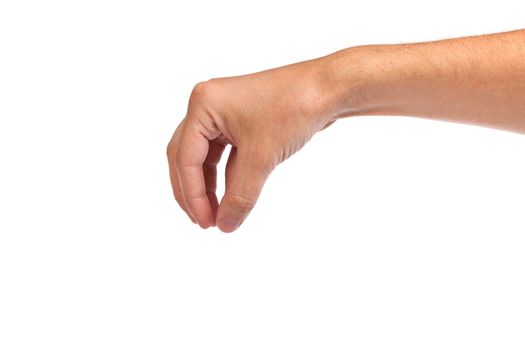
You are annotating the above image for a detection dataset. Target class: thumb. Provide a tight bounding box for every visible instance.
[217,147,271,233]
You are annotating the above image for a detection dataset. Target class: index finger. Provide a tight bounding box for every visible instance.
[167,119,196,224]
[175,119,214,229]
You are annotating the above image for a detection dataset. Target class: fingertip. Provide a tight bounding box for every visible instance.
[199,222,211,230]
[193,213,212,230]
[217,217,241,233]
[199,211,213,229]
[187,199,213,230]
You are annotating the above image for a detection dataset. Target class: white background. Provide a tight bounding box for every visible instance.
[1,1,525,349]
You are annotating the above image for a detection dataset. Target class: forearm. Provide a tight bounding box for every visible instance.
[323,29,525,133]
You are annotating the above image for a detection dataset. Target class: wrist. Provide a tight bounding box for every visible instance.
[319,45,399,121]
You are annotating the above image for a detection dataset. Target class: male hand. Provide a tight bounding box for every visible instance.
[167,59,337,232]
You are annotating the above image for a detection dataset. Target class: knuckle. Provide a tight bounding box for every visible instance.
[228,194,256,212]
[190,80,215,101]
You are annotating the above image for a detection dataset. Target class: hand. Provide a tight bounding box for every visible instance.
[167,58,338,232]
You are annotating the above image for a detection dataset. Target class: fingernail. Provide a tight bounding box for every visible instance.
[217,218,240,233]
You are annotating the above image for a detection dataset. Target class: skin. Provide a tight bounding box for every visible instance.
[167,29,525,233]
